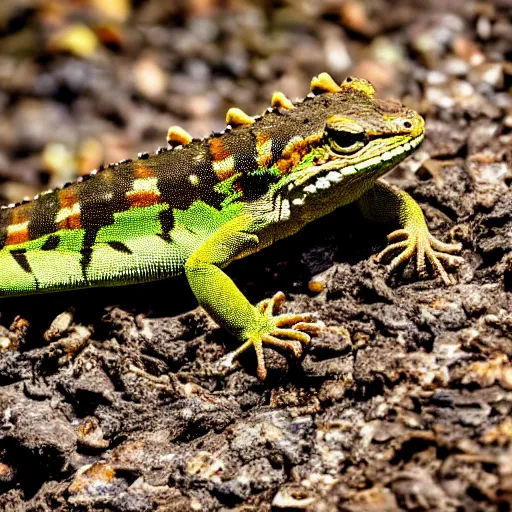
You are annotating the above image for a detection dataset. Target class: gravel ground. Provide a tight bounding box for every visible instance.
[0,0,511,510]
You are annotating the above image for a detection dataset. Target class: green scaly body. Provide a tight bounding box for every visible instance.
[0,74,463,379]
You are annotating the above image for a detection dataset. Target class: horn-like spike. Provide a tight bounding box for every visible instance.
[225,107,255,127]
[167,126,193,147]
[341,76,375,96]
[310,72,342,94]
[271,91,294,110]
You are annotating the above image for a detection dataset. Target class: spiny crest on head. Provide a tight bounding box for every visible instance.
[270,92,294,110]
[177,73,376,142]
[1,73,380,212]
[309,72,376,98]
[310,72,342,94]
[225,108,256,127]
[167,126,193,148]
[340,76,375,97]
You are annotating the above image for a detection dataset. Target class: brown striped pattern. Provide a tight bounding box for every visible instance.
[56,187,82,230]
[276,134,322,174]
[28,190,60,242]
[209,138,231,161]
[256,132,273,167]
[126,162,161,208]
[209,137,236,181]
[5,202,32,245]
[1,83,395,256]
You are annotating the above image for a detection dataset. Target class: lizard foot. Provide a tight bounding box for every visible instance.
[224,292,321,380]
[376,228,463,285]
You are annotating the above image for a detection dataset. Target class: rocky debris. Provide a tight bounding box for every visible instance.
[0,0,511,510]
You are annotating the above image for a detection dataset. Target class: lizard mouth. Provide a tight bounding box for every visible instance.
[288,133,424,207]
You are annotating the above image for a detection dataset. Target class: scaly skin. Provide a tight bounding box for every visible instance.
[0,73,463,379]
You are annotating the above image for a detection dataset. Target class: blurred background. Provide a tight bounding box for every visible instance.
[0,0,510,205]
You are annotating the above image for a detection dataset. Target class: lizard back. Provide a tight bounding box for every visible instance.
[0,74,424,296]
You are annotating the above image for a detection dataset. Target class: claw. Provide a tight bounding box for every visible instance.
[224,292,320,380]
[387,229,409,242]
[258,291,286,315]
[293,322,322,335]
[428,234,462,253]
[262,334,304,358]
[434,252,465,265]
[274,313,312,327]
[377,228,463,285]
[272,328,312,344]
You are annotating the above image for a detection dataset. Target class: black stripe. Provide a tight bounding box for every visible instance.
[77,166,134,274]
[28,191,60,241]
[158,205,175,240]
[107,241,132,254]
[0,207,12,250]
[157,232,172,243]
[152,144,222,237]
[78,168,133,233]
[80,247,93,279]
[10,249,31,273]
[41,234,60,251]
[271,136,288,163]
[238,170,278,201]
[228,131,258,173]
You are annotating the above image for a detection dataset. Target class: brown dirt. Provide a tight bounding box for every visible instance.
[0,1,511,510]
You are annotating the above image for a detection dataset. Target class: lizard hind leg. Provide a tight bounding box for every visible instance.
[184,214,321,381]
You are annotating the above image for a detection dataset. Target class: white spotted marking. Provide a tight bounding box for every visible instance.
[315,178,331,190]
[280,198,291,220]
[55,202,81,224]
[131,177,160,193]
[7,221,29,236]
[213,155,235,176]
[342,165,356,176]
[326,171,342,182]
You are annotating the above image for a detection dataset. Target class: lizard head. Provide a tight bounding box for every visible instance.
[273,74,425,213]
[165,73,424,222]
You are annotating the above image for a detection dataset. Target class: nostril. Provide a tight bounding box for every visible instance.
[403,121,412,129]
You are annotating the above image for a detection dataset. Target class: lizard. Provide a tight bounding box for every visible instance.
[0,73,463,379]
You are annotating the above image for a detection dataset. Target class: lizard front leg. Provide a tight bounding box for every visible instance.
[184,215,319,380]
[358,180,463,284]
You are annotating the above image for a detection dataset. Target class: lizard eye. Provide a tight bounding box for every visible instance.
[326,127,366,154]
